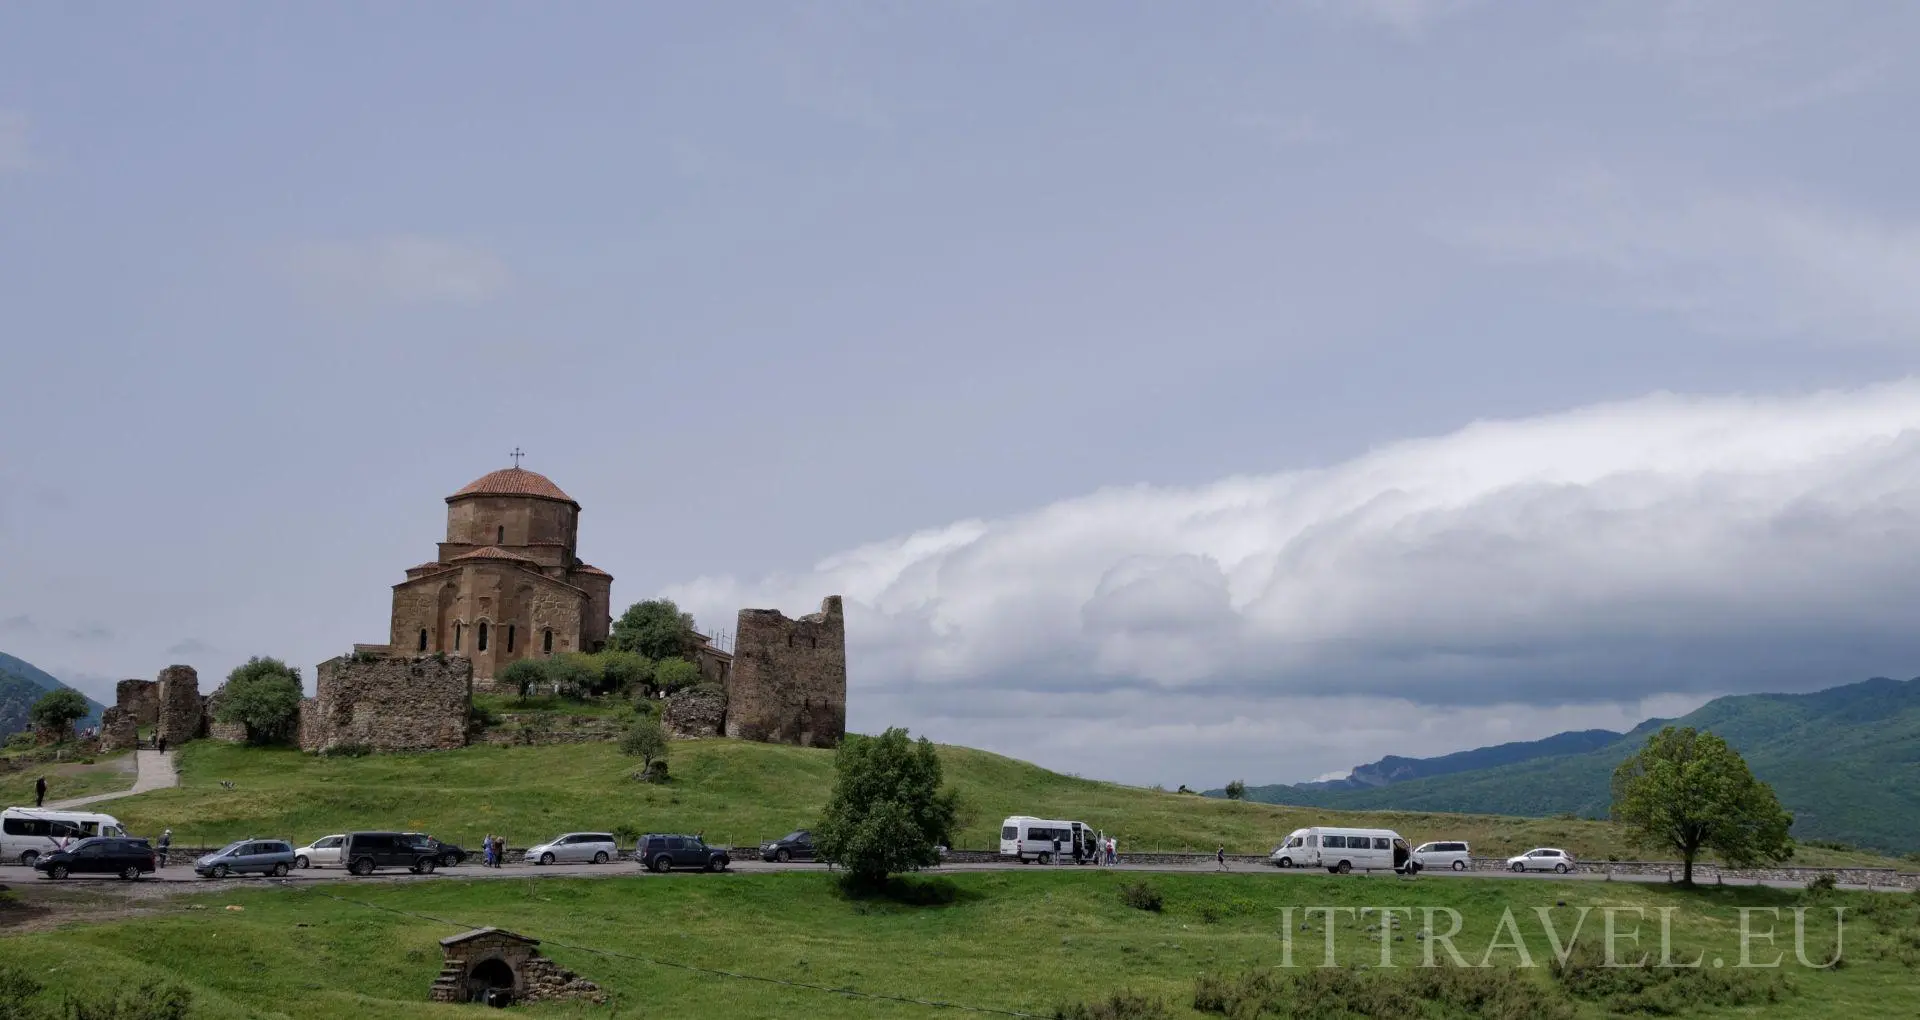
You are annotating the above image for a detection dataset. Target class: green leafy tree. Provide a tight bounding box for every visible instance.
[548,654,600,700]
[815,727,958,886]
[653,657,703,695]
[620,716,670,781]
[214,657,303,745]
[498,659,548,699]
[1224,779,1247,801]
[594,650,653,694]
[609,599,698,661]
[29,688,89,740]
[1611,726,1794,884]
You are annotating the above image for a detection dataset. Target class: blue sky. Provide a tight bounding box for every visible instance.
[4,1,1919,786]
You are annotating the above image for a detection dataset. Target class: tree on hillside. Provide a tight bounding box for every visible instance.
[1611,725,1794,885]
[609,599,698,662]
[499,659,548,699]
[1224,780,1247,801]
[653,657,702,695]
[29,688,89,740]
[815,727,958,886]
[214,657,304,745]
[620,716,670,782]
[595,650,652,695]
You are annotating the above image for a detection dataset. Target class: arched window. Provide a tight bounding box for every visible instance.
[418,629,428,652]
[542,629,553,654]
[477,622,490,652]
[506,625,516,653]
[454,623,463,651]
[497,525,505,544]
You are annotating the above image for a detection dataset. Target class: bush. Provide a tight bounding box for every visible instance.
[1807,872,1839,895]
[547,655,600,700]
[1118,881,1163,912]
[62,979,193,1020]
[593,651,652,695]
[1551,941,1793,1012]
[468,701,500,729]
[498,659,548,699]
[612,823,641,845]
[1054,992,1172,1020]
[653,658,702,694]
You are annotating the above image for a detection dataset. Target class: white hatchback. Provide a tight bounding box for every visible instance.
[1507,847,1576,873]
[295,834,346,869]
[1412,840,1472,871]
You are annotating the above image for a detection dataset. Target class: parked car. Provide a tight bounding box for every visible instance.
[525,832,619,866]
[1412,840,1473,872]
[759,829,817,863]
[341,831,444,875]
[194,838,297,879]
[403,833,469,868]
[637,833,730,873]
[31,836,156,881]
[295,834,345,869]
[1507,847,1576,873]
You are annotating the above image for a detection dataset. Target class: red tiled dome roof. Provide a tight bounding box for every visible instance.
[450,467,576,505]
[572,563,611,578]
[450,546,538,565]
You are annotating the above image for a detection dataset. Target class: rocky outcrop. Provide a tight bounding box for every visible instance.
[663,687,726,739]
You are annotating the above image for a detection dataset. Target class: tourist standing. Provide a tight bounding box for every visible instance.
[483,834,495,869]
[34,776,47,807]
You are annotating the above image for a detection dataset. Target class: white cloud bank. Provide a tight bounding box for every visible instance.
[668,380,1920,785]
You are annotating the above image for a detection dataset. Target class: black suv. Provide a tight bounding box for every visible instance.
[759,829,816,863]
[343,831,445,875]
[637,833,730,873]
[403,833,469,868]
[33,837,156,881]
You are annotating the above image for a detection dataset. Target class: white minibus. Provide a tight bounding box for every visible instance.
[2,807,131,867]
[999,816,1098,864]
[1267,826,1413,874]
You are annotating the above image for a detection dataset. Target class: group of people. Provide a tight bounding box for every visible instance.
[480,833,510,867]
[1062,835,1120,865]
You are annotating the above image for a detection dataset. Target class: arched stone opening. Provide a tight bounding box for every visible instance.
[465,956,517,1006]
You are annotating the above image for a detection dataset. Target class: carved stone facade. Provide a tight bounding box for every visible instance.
[370,467,613,689]
[297,654,472,754]
[725,596,846,748]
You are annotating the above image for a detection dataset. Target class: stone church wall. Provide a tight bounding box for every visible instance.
[724,596,846,748]
[299,653,472,753]
[156,665,205,745]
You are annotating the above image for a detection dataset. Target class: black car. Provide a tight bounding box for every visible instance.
[759,829,816,863]
[342,831,446,875]
[637,833,730,873]
[403,833,469,868]
[33,836,156,881]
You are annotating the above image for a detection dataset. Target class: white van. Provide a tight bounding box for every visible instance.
[2,807,131,867]
[1267,826,1412,874]
[999,816,1098,864]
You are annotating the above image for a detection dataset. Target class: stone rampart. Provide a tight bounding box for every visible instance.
[156,665,205,745]
[724,596,846,748]
[299,653,472,754]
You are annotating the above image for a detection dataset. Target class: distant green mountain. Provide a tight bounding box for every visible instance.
[0,651,107,739]
[1215,677,1920,854]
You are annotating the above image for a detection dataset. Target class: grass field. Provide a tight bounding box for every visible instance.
[100,739,1907,869]
[3,751,135,807]
[1,870,1912,1018]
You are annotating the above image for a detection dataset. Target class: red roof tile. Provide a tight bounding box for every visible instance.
[450,546,538,564]
[450,467,576,504]
[572,563,611,578]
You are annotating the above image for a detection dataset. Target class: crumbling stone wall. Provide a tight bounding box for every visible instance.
[98,678,161,751]
[299,653,472,753]
[156,666,205,745]
[724,596,846,748]
[663,687,726,739]
[202,686,248,743]
[429,928,603,1006]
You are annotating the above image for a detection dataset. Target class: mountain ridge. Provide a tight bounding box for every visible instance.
[0,651,108,738]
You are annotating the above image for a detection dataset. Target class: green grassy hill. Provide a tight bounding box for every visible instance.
[105,737,1904,868]
[1228,677,1920,854]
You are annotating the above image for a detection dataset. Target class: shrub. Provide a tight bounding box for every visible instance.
[1807,872,1839,895]
[468,701,500,729]
[1054,992,1172,1020]
[620,717,670,774]
[593,650,653,695]
[1551,942,1793,1012]
[612,823,642,845]
[547,654,600,700]
[61,978,193,1020]
[1118,881,1163,912]
[653,657,702,694]
[498,659,548,699]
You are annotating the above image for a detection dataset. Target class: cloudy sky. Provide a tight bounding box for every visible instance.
[4,2,1919,788]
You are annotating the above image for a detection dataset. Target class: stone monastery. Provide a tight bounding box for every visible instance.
[98,463,849,754]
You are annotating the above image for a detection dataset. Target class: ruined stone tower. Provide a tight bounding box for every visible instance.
[724,596,846,748]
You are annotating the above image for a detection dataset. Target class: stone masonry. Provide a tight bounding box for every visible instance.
[663,687,726,739]
[724,596,846,748]
[298,653,472,754]
[155,665,205,745]
[429,927,604,1006]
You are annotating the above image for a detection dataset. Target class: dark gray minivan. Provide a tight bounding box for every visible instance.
[343,831,445,875]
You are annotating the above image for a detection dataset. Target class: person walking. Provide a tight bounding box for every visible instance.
[1216,844,1228,871]
[482,834,494,869]
[157,735,167,755]
[157,828,173,867]
[34,776,46,807]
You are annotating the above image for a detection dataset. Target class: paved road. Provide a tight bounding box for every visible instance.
[22,856,1895,894]
[45,749,180,810]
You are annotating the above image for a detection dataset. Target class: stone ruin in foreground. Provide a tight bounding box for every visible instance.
[429,928,604,1006]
